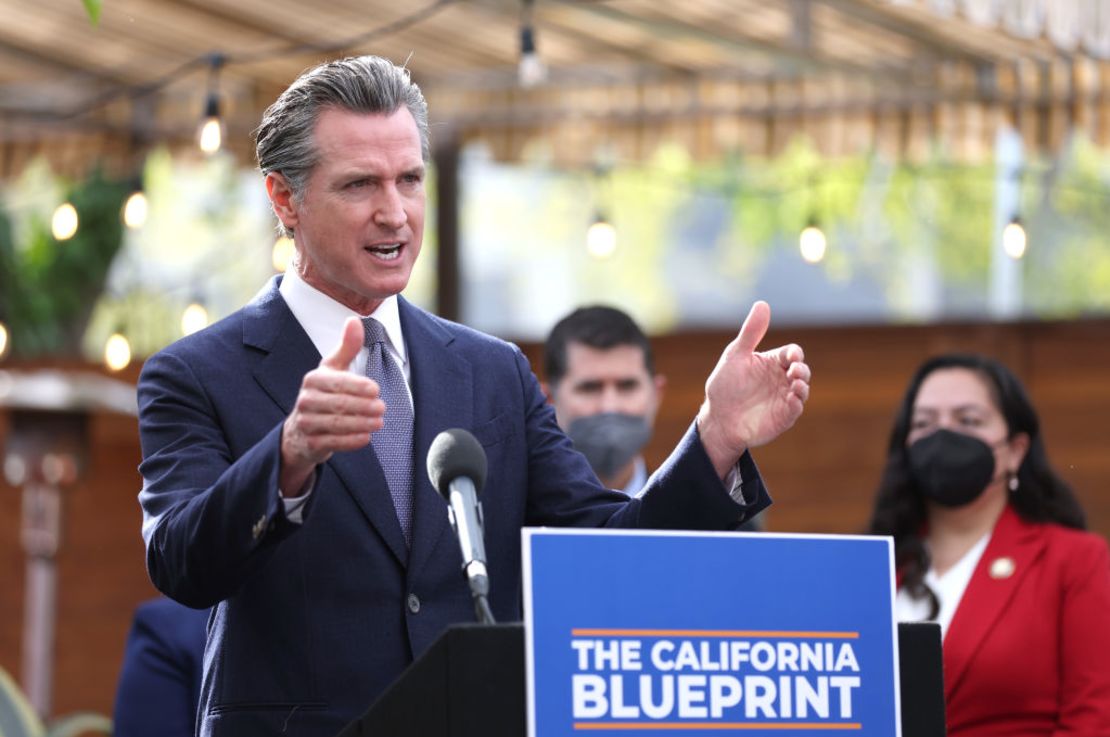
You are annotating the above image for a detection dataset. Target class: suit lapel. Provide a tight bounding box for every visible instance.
[941,505,1046,700]
[244,279,409,566]
[398,298,474,581]
[244,279,319,416]
[328,442,410,565]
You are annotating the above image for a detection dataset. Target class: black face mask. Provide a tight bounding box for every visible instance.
[907,429,997,508]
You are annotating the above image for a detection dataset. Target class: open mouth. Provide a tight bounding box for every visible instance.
[366,243,403,261]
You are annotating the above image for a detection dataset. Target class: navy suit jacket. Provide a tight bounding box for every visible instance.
[137,279,769,736]
[113,597,209,737]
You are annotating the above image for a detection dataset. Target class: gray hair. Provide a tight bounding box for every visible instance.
[255,56,430,236]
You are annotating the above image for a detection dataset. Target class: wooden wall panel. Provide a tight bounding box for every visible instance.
[523,318,1110,538]
[0,361,152,721]
[611,319,1110,537]
[1,319,1108,720]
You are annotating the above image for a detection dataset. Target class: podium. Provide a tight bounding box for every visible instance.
[337,624,524,737]
[339,621,944,737]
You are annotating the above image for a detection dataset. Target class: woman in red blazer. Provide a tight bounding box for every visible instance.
[868,353,1110,736]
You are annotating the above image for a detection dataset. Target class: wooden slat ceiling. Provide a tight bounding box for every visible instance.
[0,0,1094,152]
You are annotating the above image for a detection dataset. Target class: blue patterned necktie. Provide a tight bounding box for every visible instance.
[362,317,414,546]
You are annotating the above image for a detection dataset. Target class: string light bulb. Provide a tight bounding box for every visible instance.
[198,94,225,154]
[104,332,132,372]
[586,212,617,259]
[799,219,827,264]
[1002,215,1027,259]
[518,0,546,88]
[198,53,226,155]
[272,236,295,272]
[122,182,148,229]
[0,321,9,360]
[181,301,209,336]
[52,202,78,240]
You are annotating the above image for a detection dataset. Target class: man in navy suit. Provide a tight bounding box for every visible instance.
[542,305,667,496]
[137,56,810,736]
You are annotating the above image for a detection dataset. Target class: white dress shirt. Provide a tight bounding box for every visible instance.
[895,530,991,641]
[623,455,745,505]
[277,268,411,521]
[279,267,410,391]
[622,457,649,498]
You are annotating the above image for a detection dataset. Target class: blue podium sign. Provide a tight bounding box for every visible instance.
[522,530,899,736]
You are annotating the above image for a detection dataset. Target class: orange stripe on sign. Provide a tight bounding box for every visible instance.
[573,723,863,731]
[569,629,859,639]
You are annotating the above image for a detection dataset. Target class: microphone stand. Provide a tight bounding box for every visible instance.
[463,560,496,625]
[446,479,496,625]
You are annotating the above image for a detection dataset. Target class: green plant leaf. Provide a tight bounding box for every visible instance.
[81,0,102,26]
[0,666,44,737]
[46,713,112,737]
[0,164,127,359]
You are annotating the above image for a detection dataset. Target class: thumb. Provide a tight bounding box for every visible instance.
[733,301,771,355]
[321,317,365,370]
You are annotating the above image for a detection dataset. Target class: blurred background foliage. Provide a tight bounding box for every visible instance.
[0,162,126,358]
[4,131,1110,361]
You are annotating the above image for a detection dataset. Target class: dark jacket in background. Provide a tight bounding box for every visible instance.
[114,597,208,737]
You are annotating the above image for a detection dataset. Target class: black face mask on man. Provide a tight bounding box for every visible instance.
[907,429,1000,508]
[566,412,652,481]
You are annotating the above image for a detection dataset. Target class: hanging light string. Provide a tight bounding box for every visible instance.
[585,162,616,258]
[104,329,132,372]
[122,178,148,229]
[197,54,227,154]
[1,55,211,123]
[518,0,547,88]
[798,174,827,264]
[1002,215,1027,259]
[0,0,461,125]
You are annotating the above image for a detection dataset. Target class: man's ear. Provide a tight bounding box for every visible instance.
[651,373,667,416]
[653,373,667,400]
[265,172,300,231]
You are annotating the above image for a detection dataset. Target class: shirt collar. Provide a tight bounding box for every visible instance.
[278,266,407,371]
[623,456,649,498]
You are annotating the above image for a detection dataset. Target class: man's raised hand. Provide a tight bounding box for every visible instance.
[696,301,811,478]
[279,317,385,495]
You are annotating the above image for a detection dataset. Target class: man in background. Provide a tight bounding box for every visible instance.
[544,305,765,529]
[543,305,664,496]
[113,597,208,737]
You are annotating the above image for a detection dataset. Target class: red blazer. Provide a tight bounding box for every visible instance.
[940,505,1110,736]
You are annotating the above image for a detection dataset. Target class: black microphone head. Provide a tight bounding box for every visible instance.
[426,428,487,497]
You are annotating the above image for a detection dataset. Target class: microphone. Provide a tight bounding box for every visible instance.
[427,428,495,624]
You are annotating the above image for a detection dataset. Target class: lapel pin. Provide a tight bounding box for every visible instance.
[989,556,1015,579]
